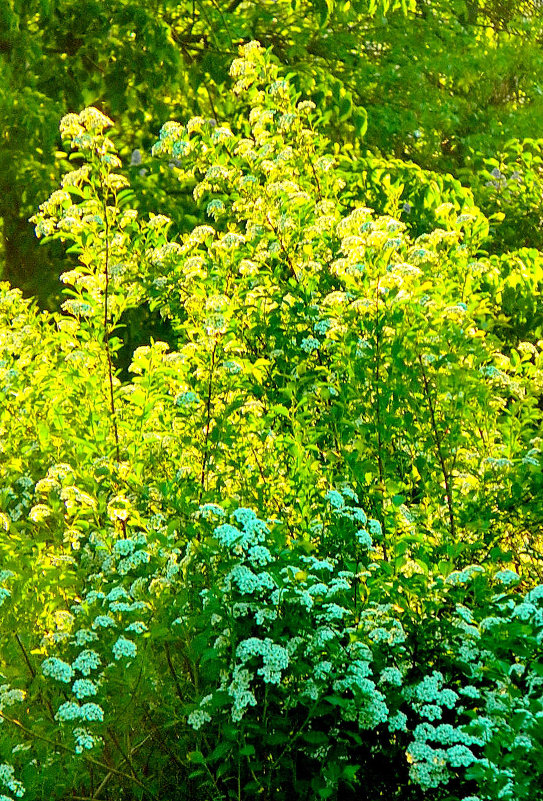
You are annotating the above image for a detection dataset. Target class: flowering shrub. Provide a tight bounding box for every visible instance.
[0,41,542,801]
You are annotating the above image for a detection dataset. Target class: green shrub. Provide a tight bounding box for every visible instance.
[467,139,543,255]
[1,41,542,801]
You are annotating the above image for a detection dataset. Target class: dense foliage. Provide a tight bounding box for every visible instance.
[0,43,542,801]
[3,0,543,312]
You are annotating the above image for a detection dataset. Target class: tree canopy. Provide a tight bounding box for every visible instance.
[2,0,543,302]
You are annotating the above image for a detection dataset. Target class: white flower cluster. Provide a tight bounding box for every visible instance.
[300,336,320,354]
[314,318,332,335]
[380,667,403,686]
[60,108,113,142]
[73,727,96,753]
[236,637,289,685]
[92,615,116,629]
[216,232,245,251]
[72,629,98,646]
[41,657,73,683]
[223,360,242,374]
[125,621,147,635]
[112,636,137,661]
[187,502,421,743]
[56,701,104,723]
[494,570,520,586]
[72,650,101,676]
[198,503,226,521]
[225,564,276,595]
[406,718,482,790]
[356,528,373,549]
[117,549,151,576]
[0,685,24,714]
[226,668,257,722]
[0,764,24,798]
[187,709,212,730]
[206,198,225,220]
[445,565,485,586]
[72,679,98,699]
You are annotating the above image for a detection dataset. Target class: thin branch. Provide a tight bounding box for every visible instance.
[106,728,138,780]
[417,354,457,540]
[249,443,295,537]
[14,633,36,678]
[142,710,185,769]
[299,120,323,202]
[0,710,156,796]
[199,341,218,500]
[100,181,121,464]
[227,0,245,12]
[265,213,299,282]
[205,0,234,46]
[13,635,56,720]
[164,641,186,704]
[90,769,112,800]
[373,279,388,561]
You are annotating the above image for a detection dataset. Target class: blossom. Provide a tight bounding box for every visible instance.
[113,539,136,557]
[147,214,172,229]
[206,199,225,220]
[356,529,373,549]
[59,113,84,138]
[211,126,234,144]
[56,701,82,722]
[186,116,205,134]
[175,391,199,408]
[300,336,320,354]
[226,565,276,595]
[106,586,130,602]
[112,636,137,661]
[117,549,150,576]
[420,704,443,721]
[227,667,257,721]
[214,523,243,549]
[247,545,273,566]
[325,490,344,510]
[0,764,24,798]
[236,638,289,685]
[199,503,226,520]
[92,615,116,629]
[187,709,212,730]
[0,685,24,708]
[72,629,99,646]
[78,107,114,132]
[42,657,73,683]
[80,703,104,722]
[446,745,476,768]
[314,318,331,335]
[125,621,148,635]
[380,667,403,686]
[73,727,96,753]
[319,603,349,621]
[494,570,520,586]
[388,711,408,732]
[223,360,242,374]
[72,679,98,699]
[217,232,245,250]
[72,650,101,676]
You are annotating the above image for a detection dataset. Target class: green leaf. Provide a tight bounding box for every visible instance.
[187,750,206,764]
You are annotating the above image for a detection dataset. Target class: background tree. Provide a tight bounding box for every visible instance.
[2,0,543,308]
